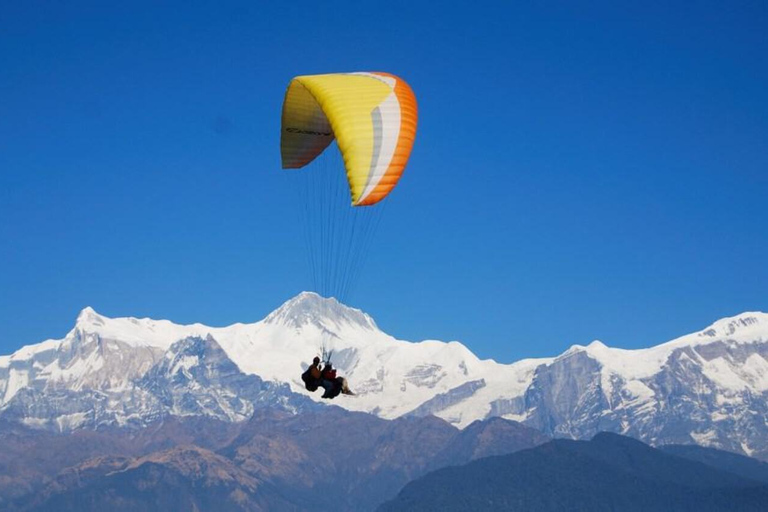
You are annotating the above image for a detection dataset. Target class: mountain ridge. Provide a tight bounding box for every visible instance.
[1,409,548,512]
[379,432,768,512]
[1,293,767,460]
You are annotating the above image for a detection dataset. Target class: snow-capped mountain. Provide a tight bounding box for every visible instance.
[0,293,530,429]
[518,314,768,460]
[1,293,767,460]
[0,306,316,430]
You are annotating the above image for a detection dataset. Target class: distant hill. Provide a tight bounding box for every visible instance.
[659,444,768,484]
[1,409,547,512]
[379,432,768,512]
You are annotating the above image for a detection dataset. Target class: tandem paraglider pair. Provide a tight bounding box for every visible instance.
[284,71,416,399]
[301,356,354,399]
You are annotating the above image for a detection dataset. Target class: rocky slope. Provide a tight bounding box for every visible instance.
[1,411,547,512]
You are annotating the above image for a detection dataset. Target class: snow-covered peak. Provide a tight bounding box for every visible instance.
[72,308,211,350]
[562,340,607,357]
[264,291,378,332]
[76,306,107,328]
[696,312,768,341]
[635,312,768,359]
[555,312,768,383]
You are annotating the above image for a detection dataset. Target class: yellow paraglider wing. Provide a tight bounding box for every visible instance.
[281,72,417,206]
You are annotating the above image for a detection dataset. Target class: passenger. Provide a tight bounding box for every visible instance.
[310,356,322,381]
[321,362,338,399]
[301,356,323,392]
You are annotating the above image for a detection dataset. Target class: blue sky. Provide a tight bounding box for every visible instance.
[1,1,766,362]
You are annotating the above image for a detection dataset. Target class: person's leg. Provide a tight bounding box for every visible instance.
[320,379,333,398]
[329,378,343,398]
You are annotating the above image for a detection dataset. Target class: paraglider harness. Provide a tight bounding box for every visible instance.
[300,346,348,399]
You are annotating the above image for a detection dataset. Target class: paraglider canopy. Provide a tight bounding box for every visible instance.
[281,72,418,206]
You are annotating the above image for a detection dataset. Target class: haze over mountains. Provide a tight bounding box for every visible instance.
[1,292,767,461]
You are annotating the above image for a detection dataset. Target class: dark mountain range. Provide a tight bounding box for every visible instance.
[27,446,295,512]
[1,408,547,512]
[659,444,768,484]
[379,432,768,512]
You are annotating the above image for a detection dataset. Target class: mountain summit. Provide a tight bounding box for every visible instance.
[264,291,378,331]
[1,294,768,460]
[75,306,105,328]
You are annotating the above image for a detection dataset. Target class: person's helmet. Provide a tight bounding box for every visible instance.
[326,363,333,369]
[313,356,320,364]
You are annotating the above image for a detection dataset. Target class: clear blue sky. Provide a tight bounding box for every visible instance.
[1,1,766,362]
